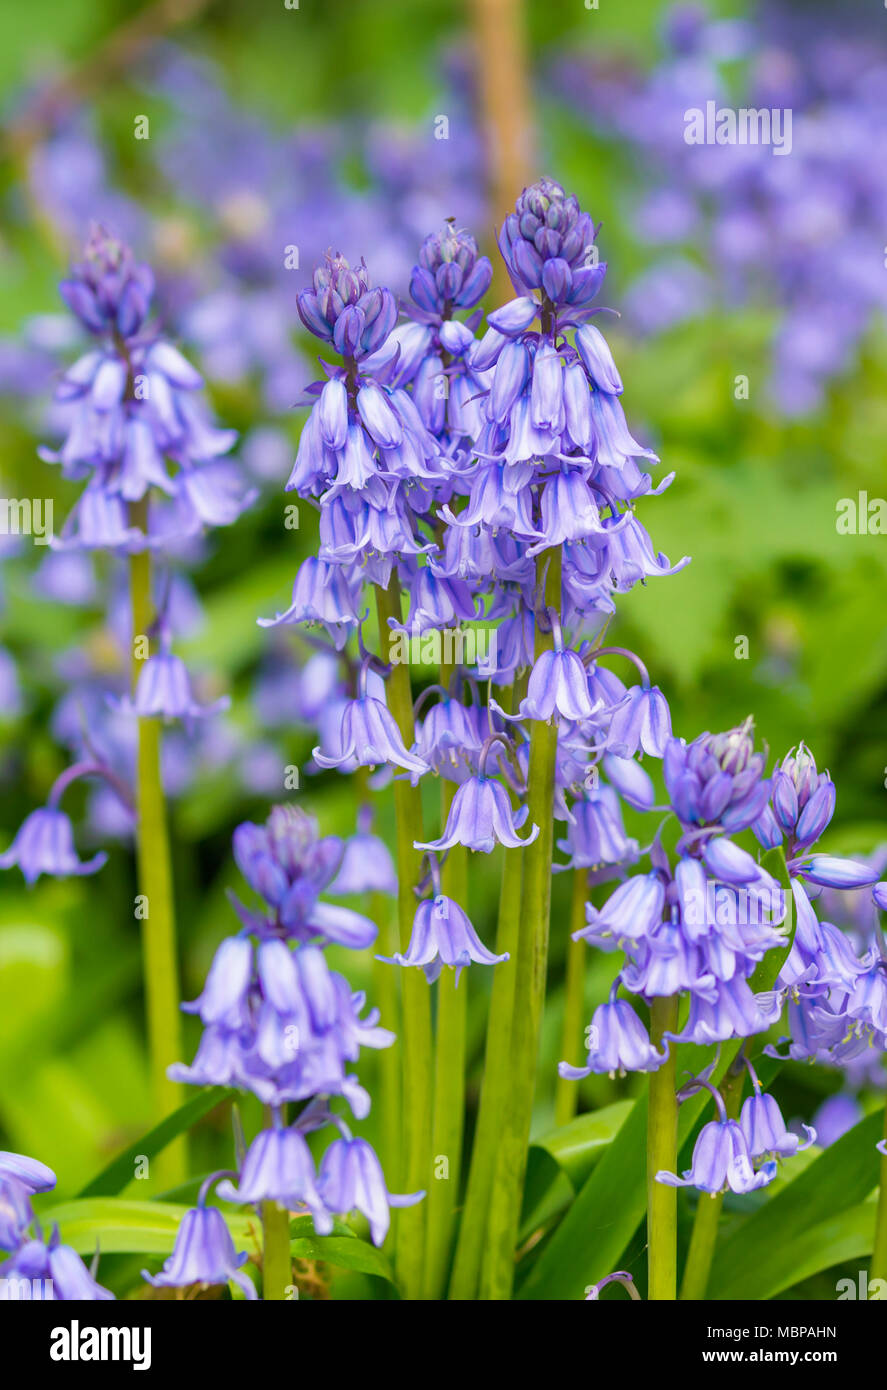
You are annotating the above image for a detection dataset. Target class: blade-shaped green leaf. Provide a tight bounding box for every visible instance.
[709,1108,884,1299]
[520,1100,634,1238]
[39,1199,252,1256]
[78,1088,236,1198]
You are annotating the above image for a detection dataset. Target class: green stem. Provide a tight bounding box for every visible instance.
[647,994,680,1301]
[371,891,401,1196]
[448,840,522,1298]
[374,580,432,1299]
[479,551,562,1300]
[129,501,185,1187]
[262,1199,292,1300]
[679,1061,745,1300]
[555,870,589,1128]
[871,1107,887,1288]
[424,779,468,1300]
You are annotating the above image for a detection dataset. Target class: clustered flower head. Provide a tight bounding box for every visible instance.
[0,227,248,891]
[0,1150,114,1300]
[154,805,421,1297]
[558,711,887,1195]
[42,222,256,552]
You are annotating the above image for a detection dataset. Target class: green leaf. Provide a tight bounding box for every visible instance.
[78,1088,236,1198]
[709,1108,885,1299]
[520,1100,634,1238]
[289,1233,395,1283]
[518,1091,650,1300]
[39,1199,253,1256]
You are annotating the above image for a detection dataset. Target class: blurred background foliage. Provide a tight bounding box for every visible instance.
[0,0,884,1284]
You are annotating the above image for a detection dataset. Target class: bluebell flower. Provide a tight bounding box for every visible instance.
[0,806,107,884]
[318,1136,424,1246]
[379,893,508,983]
[142,1203,256,1300]
[577,872,666,946]
[329,807,397,896]
[770,745,836,849]
[1,1229,114,1300]
[605,684,671,758]
[217,1123,331,1234]
[232,806,376,948]
[740,1090,815,1159]
[0,1177,34,1252]
[258,556,362,649]
[555,784,639,870]
[0,1151,57,1193]
[115,648,229,723]
[510,627,599,723]
[313,692,429,776]
[414,774,538,854]
[664,718,768,832]
[789,854,882,890]
[558,998,665,1078]
[656,1118,777,1195]
[42,225,254,552]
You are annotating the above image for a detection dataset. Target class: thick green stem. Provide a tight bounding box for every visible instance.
[448,841,522,1298]
[871,1107,887,1288]
[129,502,185,1187]
[374,580,432,1299]
[262,1199,292,1300]
[647,994,680,1300]
[479,551,562,1300]
[424,778,468,1300]
[555,870,589,1128]
[371,891,401,1183]
[679,1062,745,1300]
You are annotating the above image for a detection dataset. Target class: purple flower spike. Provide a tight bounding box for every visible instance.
[318,1136,424,1247]
[0,806,107,884]
[739,1091,815,1159]
[217,1125,332,1235]
[142,1204,256,1300]
[559,998,665,1079]
[379,893,508,984]
[414,775,539,854]
[313,694,428,775]
[656,1118,777,1195]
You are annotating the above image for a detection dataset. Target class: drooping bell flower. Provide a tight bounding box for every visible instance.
[142,1201,257,1300]
[216,1123,332,1235]
[558,996,665,1079]
[1,1229,114,1300]
[414,773,538,854]
[379,892,508,984]
[317,1135,424,1247]
[0,806,107,884]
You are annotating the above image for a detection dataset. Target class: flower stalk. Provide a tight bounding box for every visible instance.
[261,1199,292,1301]
[374,579,432,1299]
[129,499,186,1187]
[479,550,562,1299]
[646,994,679,1300]
[555,870,589,1127]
